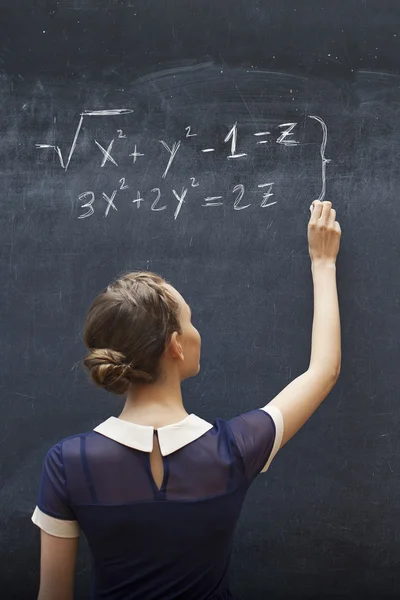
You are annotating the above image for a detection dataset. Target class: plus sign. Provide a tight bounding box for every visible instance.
[129,145,144,163]
[132,191,145,209]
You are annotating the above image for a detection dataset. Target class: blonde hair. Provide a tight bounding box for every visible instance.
[83,272,181,394]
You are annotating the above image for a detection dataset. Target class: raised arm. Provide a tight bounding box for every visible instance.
[267,200,341,447]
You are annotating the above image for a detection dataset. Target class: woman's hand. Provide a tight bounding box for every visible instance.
[308,200,341,266]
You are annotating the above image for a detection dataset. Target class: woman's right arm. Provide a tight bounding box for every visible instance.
[37,531,78,600]
[267,200,342,448]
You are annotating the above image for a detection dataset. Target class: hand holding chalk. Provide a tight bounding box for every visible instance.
[308,200,341,266]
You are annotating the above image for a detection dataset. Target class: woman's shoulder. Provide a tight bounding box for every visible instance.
[43,429,98,462]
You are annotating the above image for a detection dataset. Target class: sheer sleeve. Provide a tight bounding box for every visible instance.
[228,405,284,481]
[31,442,80,538]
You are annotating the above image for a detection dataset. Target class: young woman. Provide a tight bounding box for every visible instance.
[32,200,341,600]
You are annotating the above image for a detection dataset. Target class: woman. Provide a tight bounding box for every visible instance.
[32,200,341,600]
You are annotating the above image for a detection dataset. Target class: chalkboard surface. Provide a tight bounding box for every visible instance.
[2,1,400,598]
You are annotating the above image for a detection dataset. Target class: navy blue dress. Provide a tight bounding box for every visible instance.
[32,406,284,600]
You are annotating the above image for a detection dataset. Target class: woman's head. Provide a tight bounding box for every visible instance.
[83,272,201,394]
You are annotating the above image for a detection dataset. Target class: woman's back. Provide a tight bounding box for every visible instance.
[32,408,282,600]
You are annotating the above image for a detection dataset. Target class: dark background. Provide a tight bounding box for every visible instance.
[1,1,400,598]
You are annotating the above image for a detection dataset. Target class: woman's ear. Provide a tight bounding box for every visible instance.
[169,331,184,361]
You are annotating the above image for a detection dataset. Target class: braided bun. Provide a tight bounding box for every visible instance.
[83,348,153,395]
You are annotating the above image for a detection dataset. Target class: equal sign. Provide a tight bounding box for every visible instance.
[202,196,223,207]
[254,131,271,144]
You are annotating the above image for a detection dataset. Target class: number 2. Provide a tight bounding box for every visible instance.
[150,188,166,211]
[185,126,197,138]
[232,184,250,210]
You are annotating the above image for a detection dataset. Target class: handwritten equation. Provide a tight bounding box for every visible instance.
[35,109,330,220]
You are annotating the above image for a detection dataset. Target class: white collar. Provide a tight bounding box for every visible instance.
[93,414,213,456]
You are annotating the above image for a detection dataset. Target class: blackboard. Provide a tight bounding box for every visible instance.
[2,1,400,598]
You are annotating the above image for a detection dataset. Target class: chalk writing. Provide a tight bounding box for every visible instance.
[232,184,250,210]
[95,139,118,167]
[309,115,330,202]
[35,109,330,221]
[203,196,223,207]
[36,110,327,175]
[78,191,95,219]
[224,122,247,159]
[103,189,118,216]
[76,182,280,219]
[254,131,271,145]
[259,183,275,207]
[172,187,188,220]
[185,126,197,138]
[36,109,133,171]
[160,140,181,179]
[150,188,166,212]
[276,123,299,146]
[132,191,145,209]
[129,145,144,163]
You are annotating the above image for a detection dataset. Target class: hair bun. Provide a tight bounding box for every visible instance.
[83,271,181,394]
[83,348,152,394]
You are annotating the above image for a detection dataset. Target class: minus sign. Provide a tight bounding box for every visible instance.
[257,141,269,144]
[202,148,215,153]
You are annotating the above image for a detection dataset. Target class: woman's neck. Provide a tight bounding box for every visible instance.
[119,375,189,428]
